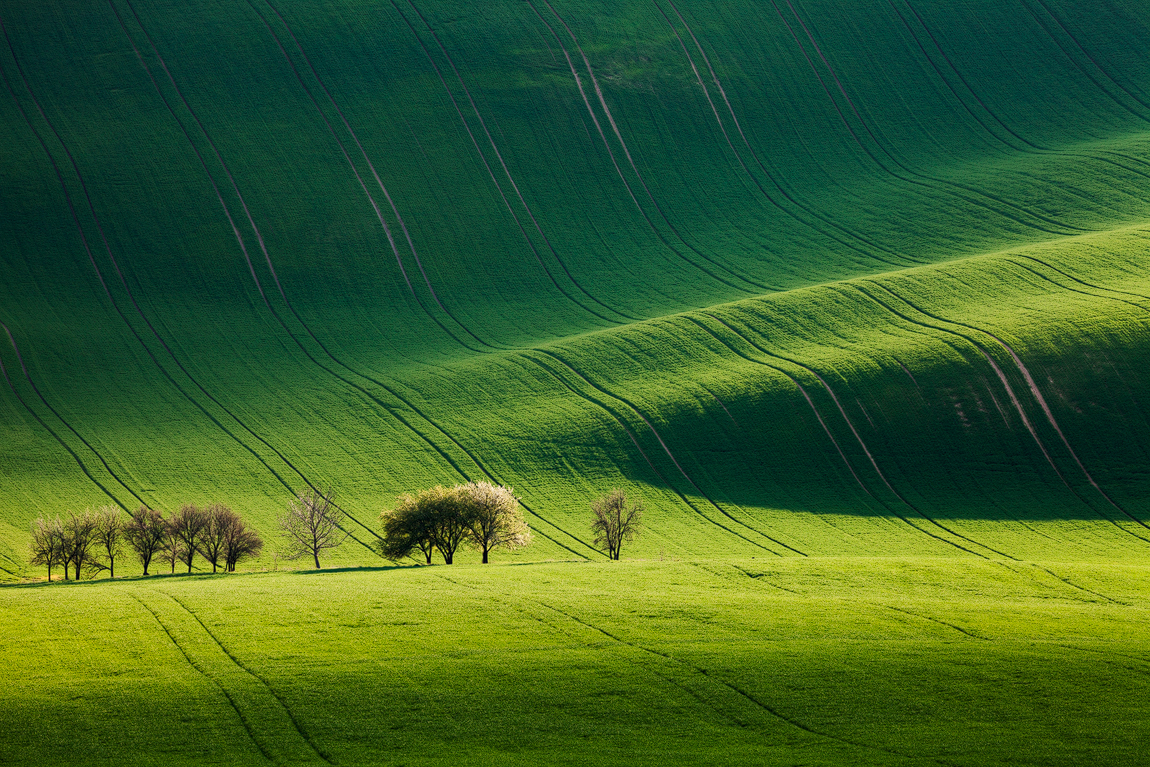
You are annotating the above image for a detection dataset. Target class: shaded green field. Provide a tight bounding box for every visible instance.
[4,3,1150,760]
[4,559,1150,766]
[2,0,1150,572]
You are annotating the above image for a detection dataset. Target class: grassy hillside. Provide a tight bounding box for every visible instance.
[2,0,1150,571]
[4,560,1150,766]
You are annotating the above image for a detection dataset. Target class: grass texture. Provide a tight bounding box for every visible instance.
[4,0,1150,569]
[3,2,1150,762]
[4,559,1150,766]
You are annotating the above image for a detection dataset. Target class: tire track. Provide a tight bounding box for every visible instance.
[128,592,274,762]
[526,0,774,294]
[880,281,1149,525]
[774,0,1089,237]
[1023,0,1150,122]
[394,0,631,325]
[0,318,142,511]
[430,571,751,728]
[896,0,1150,191]
[692,312,1005,558]
[131,590,329,763]
[528,596,935,763]
[856,281,1150,542]
[164,591,333,764]
[249,0,495,354]
[1015,253,1150,307]
[4,13,344,518]
[1005,258,1150,319]
[655,0,915,269]
[521,352,797,556]
[533,349,806,554]
[117,0,596,554]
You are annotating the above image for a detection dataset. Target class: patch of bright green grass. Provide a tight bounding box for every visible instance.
[3,558,1149,766]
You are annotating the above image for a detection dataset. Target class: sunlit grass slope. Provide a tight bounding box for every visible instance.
[2,0,1150,571]
[4,561,1150,766]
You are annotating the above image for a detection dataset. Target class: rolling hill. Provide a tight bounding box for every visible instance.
[2,0,1150,570]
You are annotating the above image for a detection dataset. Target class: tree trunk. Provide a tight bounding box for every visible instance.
[313,551,320,569]
[443,550,453,564]
[109,558,114,579]
[46,562,51,582]
[425,550,432,564]
[482,548,489,564]
[212,561,217,573]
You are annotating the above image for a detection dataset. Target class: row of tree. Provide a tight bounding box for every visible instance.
[28,484,644,580]
[30,504,263,581]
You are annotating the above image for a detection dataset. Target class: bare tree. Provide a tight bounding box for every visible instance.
[590,490,643,560]
[30,517,64,581]
[280,488,346,568]
[92,505,126,578]
[223,518,263,572]
[199,503,236,573]
[460,482,531,563]
[169,505,207,574]
[162,516,184,574]
[124,506,166,576]
[62,510,99,580]
[379,493,435,564]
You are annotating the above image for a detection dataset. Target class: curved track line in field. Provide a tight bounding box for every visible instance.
[774,0,1088,237]
[655,0,914,269]
[1006,259,1150,319]
[857,282,1150,540]
[433,572,759,729]
[895,1,1150,194]
[0,333,126,510]
[525,596,931,762]
[535,349,807,555]
[695,313,1004,558]
[248,0,496,354]
[112,1,398,546]
[0,314,144,510]
[119,0,560,548]
[886,281,1148,524]
[128,593,274,762]
[526,0,774,294]
[1015,254,1150,306]
[4,13,337,515]
[522,352,797,556]
[394,1,630,325]
[1023,0,1150,121]
[164,591,333,764]
[261,0,522,345]
[685,313,968,557]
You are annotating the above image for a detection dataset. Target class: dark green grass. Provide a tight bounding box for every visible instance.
[1,0,1150,572]
[4,559,1150,766]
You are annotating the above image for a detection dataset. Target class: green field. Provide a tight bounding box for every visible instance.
[5,559,1150,766]
[3,0,1150,762]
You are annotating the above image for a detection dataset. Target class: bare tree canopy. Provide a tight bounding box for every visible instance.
[591,490,643,560]
[92,505,126,579]
[280,487,346,568]
[223,517,263,572]
[199,504,237,573]
[30,517,64,581]
[460,482,531,564]
[62,511,100,580]
[169,505,208,574]
[124,506,166,576]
